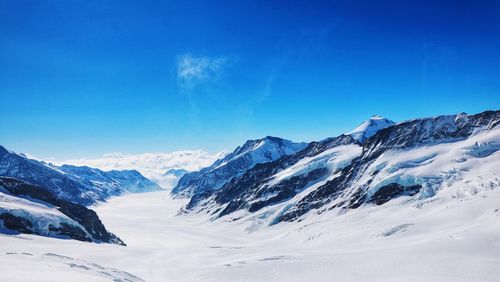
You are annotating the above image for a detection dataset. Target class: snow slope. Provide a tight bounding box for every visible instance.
[0,188,83,236]
[0,177,124,245]
[0,189,499,281]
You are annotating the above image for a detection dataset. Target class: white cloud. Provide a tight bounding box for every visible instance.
[176,54,232,89]
[55,150,227,189]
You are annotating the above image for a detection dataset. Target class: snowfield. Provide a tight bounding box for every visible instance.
[1,187,499,282]
[2,111,499,281]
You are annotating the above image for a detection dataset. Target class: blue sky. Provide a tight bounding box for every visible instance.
[1,0,499,159]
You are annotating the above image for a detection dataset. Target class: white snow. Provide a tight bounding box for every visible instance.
[1,183,499,281]
[211,138,307,171]
[347,115,395,142]
[0,191,61,217]
[1,121,499,281]
[352,127,500,202]
[267,144,362,186]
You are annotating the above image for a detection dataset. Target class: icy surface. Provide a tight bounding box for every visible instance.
[352,127,500,202]
[0,189,499,281]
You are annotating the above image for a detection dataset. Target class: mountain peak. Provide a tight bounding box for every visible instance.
[348,116,395,143]
[172,136,307,197]
[262,135,283,141]
[163,168,189,177]
[370,115,386,120]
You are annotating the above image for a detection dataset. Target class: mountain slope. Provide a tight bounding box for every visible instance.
[278,110,500,222]
[0,177,124,244]
[182,134,360,215]
[172,136,307,197]
[179,110,500,227]
[0,146,161,205]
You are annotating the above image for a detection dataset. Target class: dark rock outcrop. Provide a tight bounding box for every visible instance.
[0,213,34,234]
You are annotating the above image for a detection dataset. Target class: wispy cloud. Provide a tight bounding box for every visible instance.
[176,54,233,89]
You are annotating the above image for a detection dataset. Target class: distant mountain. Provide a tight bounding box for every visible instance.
[164,168,189,178]
[160,168,190,189]
[0,177,125,244]
[0,146,161,205]
[59,150,225,189]
[347,115,395,143]
[180,110,500,227]
[172,136,308,197]
[58,164,160,194]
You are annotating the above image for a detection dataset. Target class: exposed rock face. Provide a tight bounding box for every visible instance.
[368,183,421,205]
[0,177,125,245]
[0,213,34,234]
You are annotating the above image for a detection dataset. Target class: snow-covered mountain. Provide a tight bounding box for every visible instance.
[0,146,161,205]
[0,177,124,245]
[181,110,500,227]
[347,115,395,143]
[59,150,225,189]
[161,168,189,188]
[172,136,308,197]
[182,134,359,215]
[0,110,499,281]
[164,168,189,178]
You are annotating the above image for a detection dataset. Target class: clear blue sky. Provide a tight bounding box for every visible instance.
[1,0,499,159]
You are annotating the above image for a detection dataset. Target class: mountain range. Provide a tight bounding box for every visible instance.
[175,110,500,227]
[59,150,225,189]
[1,109,499,244]
[0,146,161,206]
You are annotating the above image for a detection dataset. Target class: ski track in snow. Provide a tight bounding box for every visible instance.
[1,189,500,281]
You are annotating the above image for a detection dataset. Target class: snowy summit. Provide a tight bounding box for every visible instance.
[347,115,396,143]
